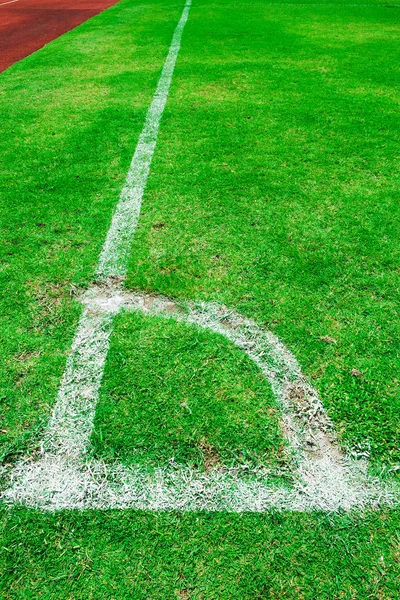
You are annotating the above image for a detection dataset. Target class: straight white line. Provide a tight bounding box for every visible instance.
[41,0,191,457]
[96,0,192,279]
[6,455,399,512]
[0,0,19,6]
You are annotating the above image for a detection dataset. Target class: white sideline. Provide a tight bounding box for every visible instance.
[0,0,19,6]
[42,0,191,456]
[96,0,191,279]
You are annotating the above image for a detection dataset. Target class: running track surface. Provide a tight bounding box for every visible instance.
[0,0,120,73]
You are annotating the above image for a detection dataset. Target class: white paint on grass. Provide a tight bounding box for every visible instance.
[43,283,342,467]
[96,0,192,279]
[3,0,399,513]
[40,0,192,459]
[5,453,400,512]
[43,304,122,457]
[5,289,400,511]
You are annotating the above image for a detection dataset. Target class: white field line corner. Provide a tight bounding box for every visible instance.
[5,288,400,511]
[2,0,399,512]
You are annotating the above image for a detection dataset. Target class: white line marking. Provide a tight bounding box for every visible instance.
[85,290,358,503]
[0,0,19,6]
[96,0,191,279]
[47,288,339,463]
[5,289,400,511]
[6,455,399,512]
[43,303,122,457]
[42,0,192,456]
[3,0,399,513]
[115,291,336,463]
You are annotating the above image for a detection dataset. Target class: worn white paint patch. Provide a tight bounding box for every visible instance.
[4,454,400,512]
[96,0,192,279]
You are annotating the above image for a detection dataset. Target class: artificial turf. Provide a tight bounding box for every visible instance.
[1,0,400,596]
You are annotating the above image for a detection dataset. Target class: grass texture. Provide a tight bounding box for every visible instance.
[123,0,400,473]
[0,0,183,464]
[1,0,400,597]
[91,311,286,472]
[1,507,400,598]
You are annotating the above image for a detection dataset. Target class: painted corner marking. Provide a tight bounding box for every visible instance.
[4,289,400,511]
[3,0,399,513]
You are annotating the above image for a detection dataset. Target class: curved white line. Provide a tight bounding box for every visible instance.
[6,288,398,512]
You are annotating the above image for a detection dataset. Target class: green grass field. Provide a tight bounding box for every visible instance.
[91,312,287,473]
[1,0,400,596]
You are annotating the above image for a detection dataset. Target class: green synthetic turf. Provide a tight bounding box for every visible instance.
[1,0,400,597]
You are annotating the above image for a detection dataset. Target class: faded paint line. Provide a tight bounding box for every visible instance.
[5,455,399,513]
[96,0,192,278]
[8,289,381,512]
[41,0,191,458]
[43,306,120,457]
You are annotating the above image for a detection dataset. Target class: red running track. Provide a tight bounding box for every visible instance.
[0,0,120,73]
